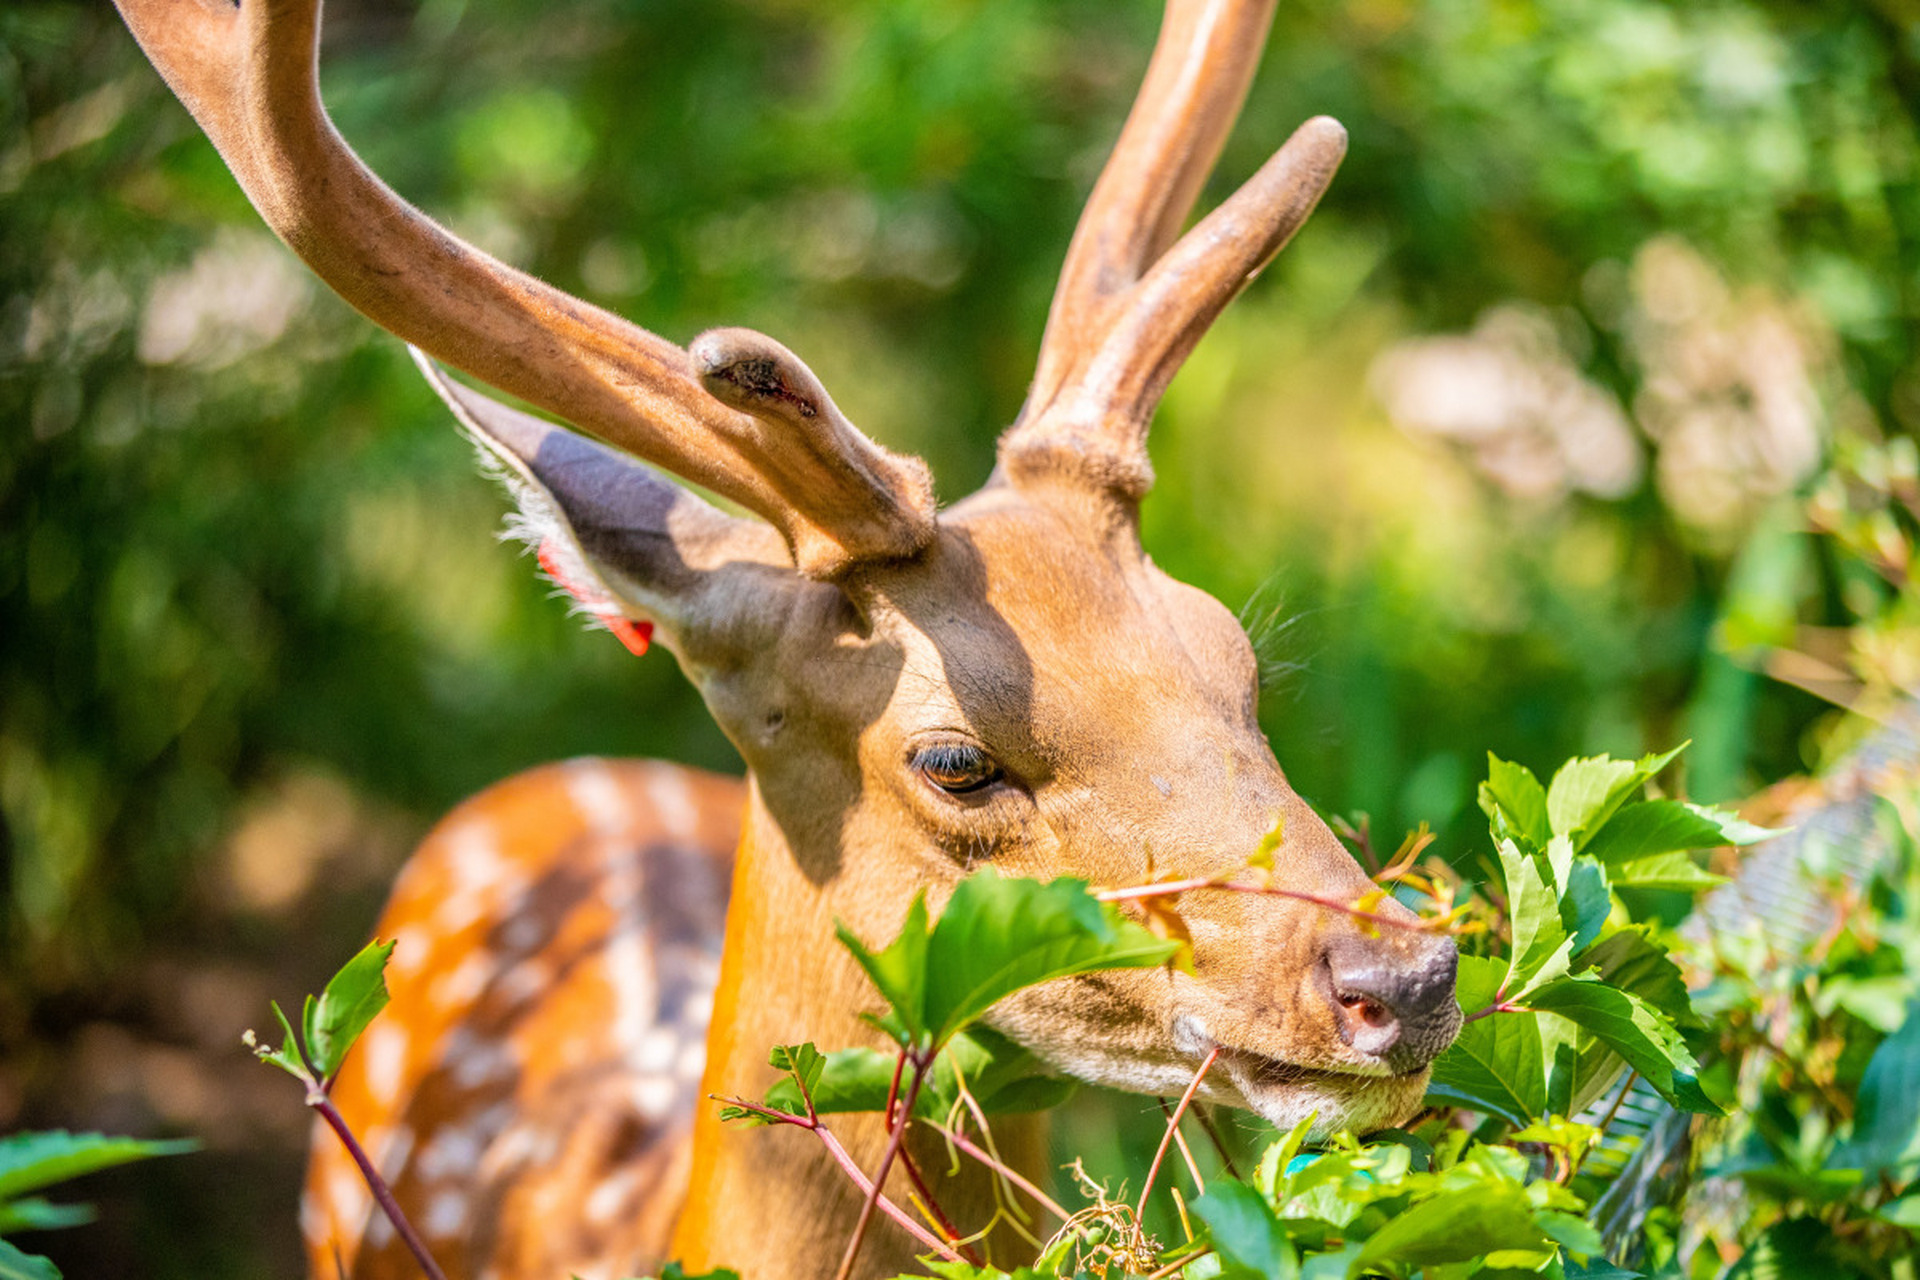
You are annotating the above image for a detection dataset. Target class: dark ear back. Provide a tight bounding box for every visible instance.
[413,350,800,664]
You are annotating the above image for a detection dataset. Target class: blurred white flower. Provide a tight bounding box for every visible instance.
[138,229,311,369]
[1370,304,1641,503]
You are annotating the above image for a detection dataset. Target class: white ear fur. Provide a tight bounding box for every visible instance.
[409,347,791,660]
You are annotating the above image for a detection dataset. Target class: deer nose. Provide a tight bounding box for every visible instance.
[1323,932,1462,1073]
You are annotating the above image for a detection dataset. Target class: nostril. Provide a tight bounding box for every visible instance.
[1332,985,1401,1057]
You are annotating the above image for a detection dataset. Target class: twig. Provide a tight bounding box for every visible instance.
[837,1051,932,1280]
[937,1124,1072,1222]
[308,1090,449,1280]
[710,1096,961,1262]
[895,1145,981,1264]
[1096,877,1449,934]
[1144,1247,1213,1279]
[1135,1046,1220,1221]
[1461,1000,1527,1024]
[1155,1098,1206,1194]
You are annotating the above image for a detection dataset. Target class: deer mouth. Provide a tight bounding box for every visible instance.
[1211,1042,1432,1135]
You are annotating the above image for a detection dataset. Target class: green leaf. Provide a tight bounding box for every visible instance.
[0,1240,59,1280]
[913,873,1177,1051]
[1194,1179,1295,1278]
[1351,1183,1548,1272]
[1425,956,1545,1125]
[656,1264,742,1280]
[836,892,932,1046]
[1499,840,1571,1001]
[0,1131,198,1202]
[249,1000,308,1080]
[1560,856,1611,953]
[1605,851,1726,894]
[1575,926,1699,1028]
[1481,754,1551,850]
[1877,1190,1920,1228]
[304,938,398,1082]
[1545,746,1684,850]
[1523,975,1719,1114]
[1583,800,1776,863]
[0,1199,93,1235]
[768,1043,825,1100]
[1834,998,1920,1177]
[1535,1208,1605,1257]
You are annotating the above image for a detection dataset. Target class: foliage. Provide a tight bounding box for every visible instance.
[8,1,1920,1276]
[0,1130,195,1280]
[673,744,1920,1279]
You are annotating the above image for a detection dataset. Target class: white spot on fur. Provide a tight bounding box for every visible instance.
[585,1168,639,1224]
[645,765,698,841]
[299,1193,326,1245]
[359,1021,409,1110]
[422,1188,469,1239]
[417,1122,485,1182]
[432,948,495,1011]
[366,1207,395,1250]
[494,957,550,1007]
[630,1073,677,1119]
[566,759,635,834]
[449,1033,516,1089]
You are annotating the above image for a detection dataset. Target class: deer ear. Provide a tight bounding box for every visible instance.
[411,350,798,663]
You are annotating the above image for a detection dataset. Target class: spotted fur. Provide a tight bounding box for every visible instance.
[304,759,742,1280]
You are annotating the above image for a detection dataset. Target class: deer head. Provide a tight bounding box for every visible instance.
[116,0,1458,1182]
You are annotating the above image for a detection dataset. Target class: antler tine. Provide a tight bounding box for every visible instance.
[1002,0,1346,501]
[113,0,933,578]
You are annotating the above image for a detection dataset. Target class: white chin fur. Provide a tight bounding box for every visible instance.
[1225,1063,1430,1138]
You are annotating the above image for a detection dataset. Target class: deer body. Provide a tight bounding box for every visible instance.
[113,1,1464,1276]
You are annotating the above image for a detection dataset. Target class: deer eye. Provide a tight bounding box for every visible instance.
[912,742,1003,795]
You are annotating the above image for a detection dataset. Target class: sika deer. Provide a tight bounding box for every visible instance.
[111,1,1463,1276]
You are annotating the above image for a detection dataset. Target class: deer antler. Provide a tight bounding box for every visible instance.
[113,0,933,578]
[1001,0,1347,499]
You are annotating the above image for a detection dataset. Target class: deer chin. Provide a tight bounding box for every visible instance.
[1206,1043,1432,1139]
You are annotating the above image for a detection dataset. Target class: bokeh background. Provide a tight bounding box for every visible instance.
[3,0,1917,1274]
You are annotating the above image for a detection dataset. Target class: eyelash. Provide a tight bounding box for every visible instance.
[912,742,1003,795]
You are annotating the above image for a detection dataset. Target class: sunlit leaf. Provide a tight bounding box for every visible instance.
[1576,926,1699,1028]
[836,892,932,1046]
[1499,840,1571,1000]
[1523,975,1719,1114]
[1606,851,1726,894]
[1584,799,1777,862]
[1546,746,1684,850]
[1352,1183,1548,1270]
[1481,754,1550,851]
[303,937,397,1081]
[1425,956,1545,1126]
[916,873,1178,1051]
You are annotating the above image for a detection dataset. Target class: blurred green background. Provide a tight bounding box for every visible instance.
[3,0,1916,1274]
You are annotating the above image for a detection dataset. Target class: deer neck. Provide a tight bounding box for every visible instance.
[671,777,1045,1280]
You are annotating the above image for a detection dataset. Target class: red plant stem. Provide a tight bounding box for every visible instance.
[712,1097,960,1262]
[895,1145,981,1265]
[1095,878,1438,933]
[937,1124,1072,1222]
[1155,1098,1206,1194]
[308,1089,449,1280]
[836,1053,931,1280]
[1135,1045,1220,1222]
[1461,1000,1528,1025]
